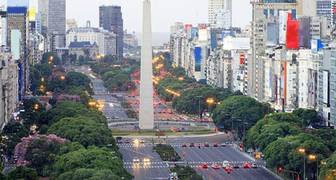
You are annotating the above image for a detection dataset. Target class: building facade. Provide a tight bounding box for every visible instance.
[208,0,232,28]
[66,23,116,56]
[99,6,123,60]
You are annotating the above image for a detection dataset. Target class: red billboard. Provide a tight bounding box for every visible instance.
[286,13,299,49]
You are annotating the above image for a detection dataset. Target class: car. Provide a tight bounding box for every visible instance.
[243,162,252,169]
[221,143,227,147]
[224,166,233,174]
[182,144,187,147]
[222,160,230,168]
[139,139,145,144]
[204,143,210,147]
[211,163,221,170]
[200,163,208,169]
[251,163,258,168]
[133,158,140,164]
[124,139,130,144]
[213,143,219,147]
[189,143,195,147]
[233,164,240,169]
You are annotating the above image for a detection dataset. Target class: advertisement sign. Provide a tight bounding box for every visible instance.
[286,13,299,49]
[323,70,330,104]
[198,29,208,41]
[194,47,202,72]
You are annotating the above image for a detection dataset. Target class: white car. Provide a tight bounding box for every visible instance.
[133,158,140,164]
[222,160,231,168]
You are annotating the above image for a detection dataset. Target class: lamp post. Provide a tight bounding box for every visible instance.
[298,148,306,180]
[206,97,215,116]
[197,96,202,120]
[308,154,318,180]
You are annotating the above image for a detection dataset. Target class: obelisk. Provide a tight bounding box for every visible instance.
[139,0,154,130]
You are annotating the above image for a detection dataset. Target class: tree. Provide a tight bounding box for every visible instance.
[41,52,62,65]
[293,108,322,127]
[65,72,92,94]
[52,147,132,180]
[2,122,29,156]
[172,87,232,115]
[245,113,302,151]
[39,101,107,126]
[47,116,116,148]
[25,137,62,175]
[212,96,272,133]
[264,133,331,179]
[319,152,336,180]
[6,167,38,180]
[21,98,46,128]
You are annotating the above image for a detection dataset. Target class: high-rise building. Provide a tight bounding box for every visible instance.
[208,0,232,28]
[250,0,297,101]
[316,0,332,23]
[99,6,123,60]
[7,6,29,99]
[38,0,66,50]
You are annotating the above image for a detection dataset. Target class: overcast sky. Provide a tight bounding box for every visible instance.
[67,0,252,33]
[0,0,252,33]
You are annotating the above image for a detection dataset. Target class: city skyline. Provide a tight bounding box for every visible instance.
[0,0,252,32]
[68,0,251,33]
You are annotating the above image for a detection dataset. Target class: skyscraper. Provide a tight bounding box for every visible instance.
[7,6,29,99]
[38,0,66,50]
[208,0,232,28]
[139,0,154,130]
[250,0,297,101]
[99,6,123,60]
[316,0,332,22]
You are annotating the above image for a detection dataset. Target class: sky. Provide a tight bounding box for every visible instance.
[0,0,252,45]
[0,0,252,33]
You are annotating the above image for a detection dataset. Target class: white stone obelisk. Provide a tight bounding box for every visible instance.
[139,0,154,130]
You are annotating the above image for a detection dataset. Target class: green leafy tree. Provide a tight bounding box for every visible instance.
[245,113,302,151]
[21,98,46,128]
[52,147,132,180]
[6,167,38,180]
[264,133,331,178]
[47,116,115,148]
[293,108,321,127]
[41,52,62,65]
[2,122,29,156]
[173,87,232,115]
[319,152,336,180]
[39,101,106,126]
[212,96,272,133]
[25,137,62,175]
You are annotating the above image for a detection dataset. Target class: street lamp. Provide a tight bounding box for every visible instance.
[308,154,318,180]
[298,148,306,180]
[33,104,40,111]
[59,75,65,81]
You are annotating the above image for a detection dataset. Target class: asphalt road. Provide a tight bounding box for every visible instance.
[120,143,170,180]
[119,135,281,180]
[69,65,129,125]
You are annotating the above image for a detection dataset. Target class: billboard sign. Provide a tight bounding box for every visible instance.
[194,47,202,72]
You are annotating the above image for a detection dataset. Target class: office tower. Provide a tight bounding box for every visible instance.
[208,0,232,28]
[99,6,123,60]
[250,0,297,101]
[139,0,154,130]
[316,0,332,23]
[38,0,66,50]
[7,6,29,99]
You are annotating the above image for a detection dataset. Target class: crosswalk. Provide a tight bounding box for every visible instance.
[123,161,265,169]
[118,143,235,148]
